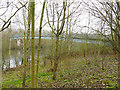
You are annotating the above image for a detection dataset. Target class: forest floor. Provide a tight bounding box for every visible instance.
[2,55,118,88]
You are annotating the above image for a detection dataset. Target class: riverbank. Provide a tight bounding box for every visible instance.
[2,55,118,88]
[2,38,114,71]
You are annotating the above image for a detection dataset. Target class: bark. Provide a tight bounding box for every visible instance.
[68,18,72,56]
[15,43,17,67]
[53,35,59,80]
[117,2,120,88]
[50,2,55,66]
[2,55,5,72]
[26,2,31,71]
[64,1,69,56]
[35,0,46,87]
[22,32,27,88]
[22,7,28,87]
[31,0,35,88]
[8,24,11,68]
[118,46,120,88]
[85,34,88,58]
[59,34,63,57]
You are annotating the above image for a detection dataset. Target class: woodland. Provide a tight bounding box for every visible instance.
[0,0,120,88]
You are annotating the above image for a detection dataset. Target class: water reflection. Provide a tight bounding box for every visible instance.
[3,48,43,70]
[3,50,23,69]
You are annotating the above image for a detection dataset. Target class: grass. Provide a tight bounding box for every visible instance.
[2,54,118,88]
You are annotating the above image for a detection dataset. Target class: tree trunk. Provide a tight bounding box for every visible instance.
[59,35,63,57]
[22,7,28,87]
[22,32,27,88]
[15,46,17,67]
[50,2,55,66]
[31,0,35,88]
[53,35,59,80]
[8,28,11,68]
[68,18,72,56]
[35,0,46,88]
[2,55,5,72]
[46,1,67,80]
[26,2,31,72]
[118,51,120,88]
[117,2,120,88]
[118,28,120,88]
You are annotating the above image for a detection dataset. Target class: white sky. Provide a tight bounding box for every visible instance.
[0,0,113,34]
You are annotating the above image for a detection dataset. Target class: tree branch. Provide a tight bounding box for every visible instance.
[0,2,28,32]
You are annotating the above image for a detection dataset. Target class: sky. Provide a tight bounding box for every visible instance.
[0,0,113,34]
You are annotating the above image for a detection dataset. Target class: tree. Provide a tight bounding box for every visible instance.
[46,0,82,80]
[22,1,31,87]
[85,0,120,87]
[22,31,27,88]
[8,23,11,68]
[36,0,46,87]
[30,0,35,88]
[64,0,70,57]
[22,7,27,87]
[0,33,1,90]
[46,0,67,80]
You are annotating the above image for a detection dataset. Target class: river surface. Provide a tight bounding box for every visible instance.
[12,36,104,44]
[2,48,43,69]
[3,37,107,70]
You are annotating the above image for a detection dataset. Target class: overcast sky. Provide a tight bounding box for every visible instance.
[0,0,109,34]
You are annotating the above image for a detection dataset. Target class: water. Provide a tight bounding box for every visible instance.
[2,48,43,70]
[11,36,56,40]
[3,50,23,69]
[11,36,107,45]
[2,37,108,70]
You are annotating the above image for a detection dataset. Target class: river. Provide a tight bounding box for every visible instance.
[2,36,107,70]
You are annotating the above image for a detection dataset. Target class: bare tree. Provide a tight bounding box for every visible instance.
[46,0,67,80]
[84,0,120,87]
